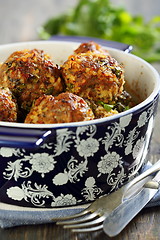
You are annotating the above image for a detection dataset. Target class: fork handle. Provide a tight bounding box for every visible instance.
[124,159,160,196]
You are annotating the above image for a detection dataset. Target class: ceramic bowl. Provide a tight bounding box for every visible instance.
[0,40,159,208]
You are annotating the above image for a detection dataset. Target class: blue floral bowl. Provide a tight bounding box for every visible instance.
[0,40,159,208]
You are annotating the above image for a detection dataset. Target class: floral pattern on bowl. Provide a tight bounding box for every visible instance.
[0,96,158,208]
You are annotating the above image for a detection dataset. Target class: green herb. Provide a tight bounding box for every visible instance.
[67,83,74,90]
[98,101,114,111]
[124,105,130,111]
[38,0,160,62]
[112,66,122,78]
[45,87,54,95]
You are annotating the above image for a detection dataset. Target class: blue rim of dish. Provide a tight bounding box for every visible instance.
[49,35,133,53]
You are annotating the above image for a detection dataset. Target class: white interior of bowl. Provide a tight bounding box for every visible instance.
[0,40,159,128]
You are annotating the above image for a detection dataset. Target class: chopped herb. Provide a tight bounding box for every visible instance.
[124,105,130,111]
[112,67,122,78]
[67,83,74,90]
[98,101,114,111]
[45,87,54,95]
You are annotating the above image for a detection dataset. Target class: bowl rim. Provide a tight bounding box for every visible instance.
[0,40,159,129]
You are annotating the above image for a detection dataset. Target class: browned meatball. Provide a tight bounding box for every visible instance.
[25,92,94,124]
[0,87,17,122]
[0,49,63,111]
[74,41,110,56]
[61,52,125,103]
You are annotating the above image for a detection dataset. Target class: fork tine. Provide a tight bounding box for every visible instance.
[57,211,99,225]
[63,215,105,229]
[71,224,103,233]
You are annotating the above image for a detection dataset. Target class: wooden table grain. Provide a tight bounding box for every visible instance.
[1,205,160,240]
[0,1,160,239]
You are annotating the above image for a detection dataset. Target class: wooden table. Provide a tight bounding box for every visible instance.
[0,207,160,240]
[0,1,160,239]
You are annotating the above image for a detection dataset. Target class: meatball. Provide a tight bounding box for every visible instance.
[61,52,125,103]
[0,87,17,122]
[74,41,110,55]
[25,92,94,124]
[93,105,118,118]
[0,49,63,111]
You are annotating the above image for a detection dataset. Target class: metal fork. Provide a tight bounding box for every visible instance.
[54,159,160,233]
